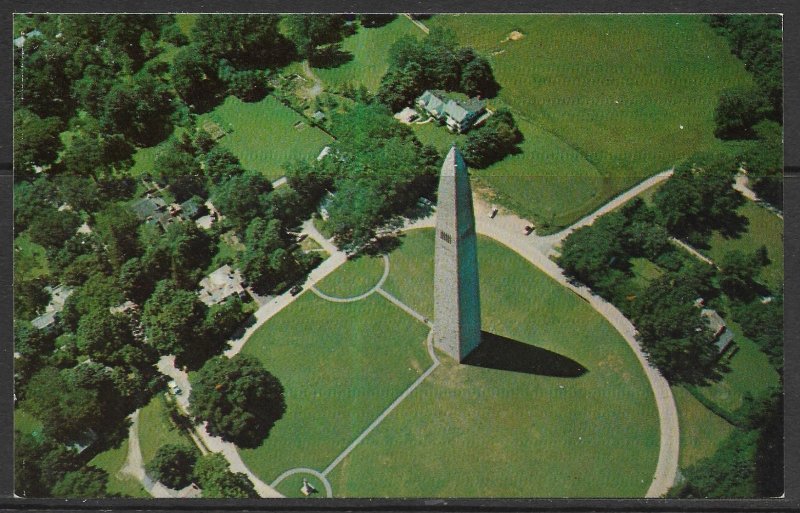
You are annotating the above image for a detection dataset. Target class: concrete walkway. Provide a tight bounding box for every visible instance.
[301,60,323,99]
[670,237,717,267]
[535,169,675,254]
[402,13,430,34]
[118,409,185,498]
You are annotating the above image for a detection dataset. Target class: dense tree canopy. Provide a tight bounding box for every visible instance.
[146,443,198,489]
[632,273,722,385]
[377,28,498,111]
[190,354,286,448]
[51,467,110,498]
[653,154,746,245]
[459,109,523,168]
[211,172,273,231]
[194,453,258,498]
[142,279,208,360]
[285,14,346,61]
[14,108,63,179]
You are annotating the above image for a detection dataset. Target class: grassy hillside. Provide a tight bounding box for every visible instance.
[426,14,752,230]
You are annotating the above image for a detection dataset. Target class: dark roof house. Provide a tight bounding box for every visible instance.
[701,308,735,355]
[416,90,486,133]
[131,196,167,221]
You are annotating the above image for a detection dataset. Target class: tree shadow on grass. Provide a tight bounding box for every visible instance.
[462,331,588,378]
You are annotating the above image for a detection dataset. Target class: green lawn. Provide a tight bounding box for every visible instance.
[138,395,195,465]
[629,257,665,294]
[274,473,327,498]
[14,407,42,438]
[199,95,333,180]
[14,232,50,281]
[314,254,386,298]
[671,386,734,468]
[703,201,784,292]
[474,117,606,230]
[239,293,431,483]
[89,439,149,498]
[314,17,422,92]
[410,120,466,154]
[242,228,659,497]
[692,319,780,415]
[128,126,185,179]
[425,14,752,230]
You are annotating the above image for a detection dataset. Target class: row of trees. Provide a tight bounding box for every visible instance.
[559,154,779,386]
[147,446,258,497]
[377,27,499,111]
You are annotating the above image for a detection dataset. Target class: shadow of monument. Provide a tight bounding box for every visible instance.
[461,331,588,378]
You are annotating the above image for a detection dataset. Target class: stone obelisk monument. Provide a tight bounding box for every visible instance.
[433,145,481,362]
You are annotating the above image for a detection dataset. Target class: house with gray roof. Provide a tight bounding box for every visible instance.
[416,90,487,133]
[131,196,167,221]
[701,308,735,355]
[31,285,73,331]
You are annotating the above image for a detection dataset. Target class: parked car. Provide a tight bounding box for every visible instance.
[168,380,182,395]
[290,284,303,296]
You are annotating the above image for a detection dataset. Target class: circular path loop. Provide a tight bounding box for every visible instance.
[270,467,333,498]
[311,254,390,303]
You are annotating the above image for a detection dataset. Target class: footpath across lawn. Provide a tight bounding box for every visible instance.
[239,293,431,483]
[329,229,659,497]
[241,228,659,497]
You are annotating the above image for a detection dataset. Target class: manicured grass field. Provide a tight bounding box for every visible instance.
[473,117,606,230]
[89,439,149,498]
[703,202,784,292]
[241,227,659,497]
[138,395,195,465]
[239,293,431,482]
[199,95,333,180]
[314,17,421,92]
[13,232,50,281]
[425,14,752,230]
[692,320,780,415]
[314,254,386,298]
[328,229,658,497]
[671,386,734,468]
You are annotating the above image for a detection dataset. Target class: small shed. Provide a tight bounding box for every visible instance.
[701,308,735,355]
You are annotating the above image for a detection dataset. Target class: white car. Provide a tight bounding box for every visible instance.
[168,380,182,395]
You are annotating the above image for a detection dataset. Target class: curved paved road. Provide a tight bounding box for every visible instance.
[402,171,679,497]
